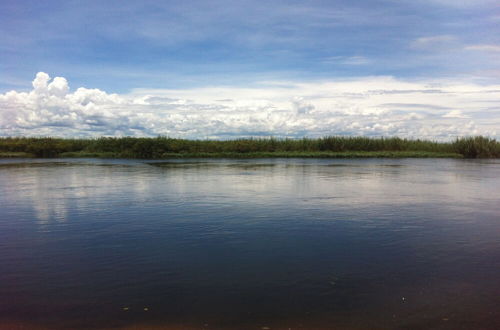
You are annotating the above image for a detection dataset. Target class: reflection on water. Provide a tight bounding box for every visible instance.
[0,161,168,225]
[0,158,499,329]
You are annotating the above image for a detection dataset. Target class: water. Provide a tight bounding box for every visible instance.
[0,158,499,329]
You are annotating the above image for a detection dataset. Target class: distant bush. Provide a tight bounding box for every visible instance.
[452,136,500,158]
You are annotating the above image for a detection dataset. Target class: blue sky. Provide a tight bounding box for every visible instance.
[1,0,499,138]
[2,0,499,91]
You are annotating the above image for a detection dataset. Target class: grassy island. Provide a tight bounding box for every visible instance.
[0,136,499,159]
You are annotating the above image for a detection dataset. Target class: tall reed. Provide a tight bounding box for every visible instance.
[1,136,498,158]
[452,136,500,158]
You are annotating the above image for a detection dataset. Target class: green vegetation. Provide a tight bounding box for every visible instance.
[451,136,500,158]
[0,136,498,159]
[0,151,33,158]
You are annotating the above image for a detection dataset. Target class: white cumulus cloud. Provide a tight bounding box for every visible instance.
[0,72,499,139]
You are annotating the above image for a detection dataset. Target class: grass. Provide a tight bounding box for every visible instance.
[0,136,498,159]
[0,151,34,158]
[451,136,500,158]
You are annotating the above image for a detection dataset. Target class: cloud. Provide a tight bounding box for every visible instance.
[465,44,500,52]
[442,110,469,119]
[292,97,315,115]
[0,72,499,139]
[424,0,498,7]
[323,56,370,66]
[410,35,458,51]
[32,72,51,91]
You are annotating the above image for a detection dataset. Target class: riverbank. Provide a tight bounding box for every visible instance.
[0,149,466,159]
[57,150,464,159]
[0,136,498,159]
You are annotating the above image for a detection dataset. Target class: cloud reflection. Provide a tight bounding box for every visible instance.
[2,159,497,226]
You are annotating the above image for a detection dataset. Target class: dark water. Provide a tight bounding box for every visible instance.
[0,158,499,330]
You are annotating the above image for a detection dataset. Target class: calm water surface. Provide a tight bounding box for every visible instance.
[0,158,499,329]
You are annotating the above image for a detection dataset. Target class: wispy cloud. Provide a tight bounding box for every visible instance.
[323,56,371,66]
[426,0,498,7]
[465,44,500,52]
[410,35,458,51]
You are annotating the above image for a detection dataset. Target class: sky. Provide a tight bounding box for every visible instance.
[1,0,499,139]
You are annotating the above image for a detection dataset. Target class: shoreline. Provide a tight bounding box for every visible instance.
[0,151,463,159]
[1,136,498,159]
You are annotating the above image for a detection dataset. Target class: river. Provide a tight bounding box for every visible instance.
[0,158,499,329]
